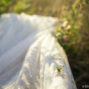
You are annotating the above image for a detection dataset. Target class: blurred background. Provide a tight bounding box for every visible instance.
[0,0,89,88]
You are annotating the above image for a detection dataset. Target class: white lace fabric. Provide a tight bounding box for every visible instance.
[0,13,77,89]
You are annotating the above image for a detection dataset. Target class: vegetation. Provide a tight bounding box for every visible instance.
[0,0,89,88]
[54,1,89,88]
[56,66,63,72]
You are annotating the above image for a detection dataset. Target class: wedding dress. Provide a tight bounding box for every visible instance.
[0,13,77,89]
